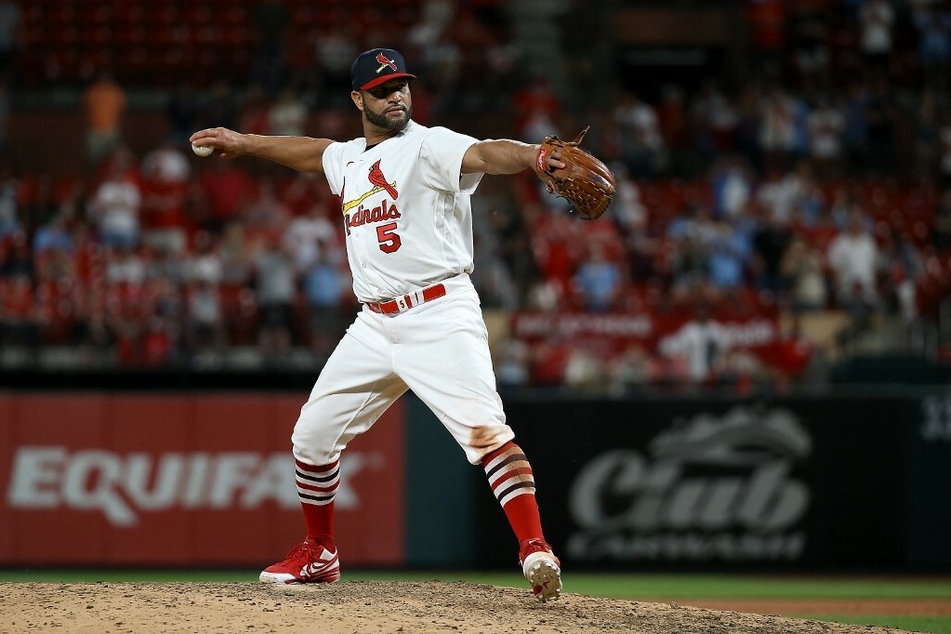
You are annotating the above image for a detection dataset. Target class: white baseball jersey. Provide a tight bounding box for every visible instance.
[321,120,483,303]
[291,119,515,467]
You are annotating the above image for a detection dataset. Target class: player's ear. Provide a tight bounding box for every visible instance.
[351,90,364,112]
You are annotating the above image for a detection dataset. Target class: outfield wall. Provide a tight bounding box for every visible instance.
[1,385,949,572]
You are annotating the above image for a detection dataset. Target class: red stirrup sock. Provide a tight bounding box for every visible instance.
[481,442,545,543]
[295,458,339,549]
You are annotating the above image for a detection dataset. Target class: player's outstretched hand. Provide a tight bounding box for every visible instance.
[189,127,247,160]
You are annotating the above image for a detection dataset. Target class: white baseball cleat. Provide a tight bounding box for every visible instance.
[519,538,562,602]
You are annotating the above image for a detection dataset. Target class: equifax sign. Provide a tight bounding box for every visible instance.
[6,447,375,527]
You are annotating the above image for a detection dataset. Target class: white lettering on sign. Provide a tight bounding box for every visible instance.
[567,405,812,562]
[5,448,380,526]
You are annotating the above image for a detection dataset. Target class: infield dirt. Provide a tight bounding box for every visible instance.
[2,581,934,633]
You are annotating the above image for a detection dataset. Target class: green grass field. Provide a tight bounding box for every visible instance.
[2,570,950,633]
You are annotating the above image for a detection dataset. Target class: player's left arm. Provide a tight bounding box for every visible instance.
[461,139,565,175]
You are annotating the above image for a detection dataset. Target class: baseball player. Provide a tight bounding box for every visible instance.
[190,48,563,601]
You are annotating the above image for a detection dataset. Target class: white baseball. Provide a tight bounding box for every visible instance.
[191,143,214,157]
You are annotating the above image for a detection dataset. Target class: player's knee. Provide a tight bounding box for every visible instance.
[291,427,339,465]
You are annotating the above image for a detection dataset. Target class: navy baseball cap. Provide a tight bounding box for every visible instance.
[351,48,417,92]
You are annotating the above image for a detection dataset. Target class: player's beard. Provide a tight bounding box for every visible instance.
[365,103,411,133]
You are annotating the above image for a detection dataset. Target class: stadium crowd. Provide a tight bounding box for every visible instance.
[0,0,950,390]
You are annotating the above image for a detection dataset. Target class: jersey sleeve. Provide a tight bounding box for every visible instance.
[321,142,344,195]
[419,127,483,194]
[321,141,358,196]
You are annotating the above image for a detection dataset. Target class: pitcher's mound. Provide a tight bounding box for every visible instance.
[2,581,916,633]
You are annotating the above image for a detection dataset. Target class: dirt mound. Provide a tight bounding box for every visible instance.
[2,581,917,633]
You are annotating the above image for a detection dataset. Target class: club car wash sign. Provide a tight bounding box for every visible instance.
[566,406,811,562]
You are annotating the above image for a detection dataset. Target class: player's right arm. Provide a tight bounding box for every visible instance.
[189,128,333,174]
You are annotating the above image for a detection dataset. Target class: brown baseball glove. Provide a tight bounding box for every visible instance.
[534,126,616,220]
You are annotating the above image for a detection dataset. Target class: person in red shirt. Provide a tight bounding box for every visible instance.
[196,160,256,235]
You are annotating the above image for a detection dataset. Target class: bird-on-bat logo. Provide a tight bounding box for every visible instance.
[367,160,399,199]
[375,52,398,74]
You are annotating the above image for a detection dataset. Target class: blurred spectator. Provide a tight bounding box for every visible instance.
[914,87,942,181]
[780,235,828,312]
[105,244,146,286]
[0,81,9,159]
[513,77,561,142]
[789,1,831,87]
[613,91,665,178]
[0,0,22,78]
[609,167,648,235]
[408,1,459,104]
[0,230,31,277]
[281,172,331,218]
[655,84,692,176]
[529,208,583,298]
[758,82,806,173]
[196,158,256,235]
[197,80,239,131]
[185,230,223,286]
[710,155,754,220]
[140,140,192,255]
[607,343,659,389]
[912,0,951,92]
[185,278,227,355]
[707,221,749,290]
[562,345,606,389]
[20,172,61,237]
[32,210,74,256]
[313,29,359,104]
[299,238,346,358]
[932,187,951,252]
[484,201,535,300]
[218,222,253,288]
[858,0,895,76]
[249,0,290,98]
[471,229,520,309]
[493,335,531,388]
[843,79,871,174]
[0,164,18,238]
[239,84,271,136]
[83,69,126,165]
[746,0,786,75]
[243,177,290,241]
[691,79,740,161]
[571,241,623,311]
[658,304,725,384]
[165,81,202,146]
[751,211,792,294]
[252,234,295,358]
[267,87,308,137]
[864,77,898,177]
[146,242,187,286]
[878,229,924,322]
[0,273,39,352]
[940,111,951,187]
[806,93,846,179]
[827,210,878,309]
[283,202,336,274]
[87,149,142,250]
[734,85,764,173]
[139,315,179,367]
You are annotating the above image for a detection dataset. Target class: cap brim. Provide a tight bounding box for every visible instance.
[359,73,417,91]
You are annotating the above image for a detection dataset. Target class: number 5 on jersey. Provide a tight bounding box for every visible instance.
[376,222,401,253]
